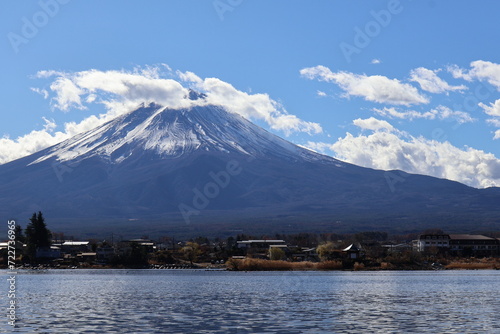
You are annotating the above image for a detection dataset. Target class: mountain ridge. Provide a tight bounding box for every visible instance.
[0,103,499,238]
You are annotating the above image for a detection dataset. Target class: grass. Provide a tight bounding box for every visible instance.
[226,258,343,271]
[315,260,343,270]
[226,257,500,271]
[445,259,500,270]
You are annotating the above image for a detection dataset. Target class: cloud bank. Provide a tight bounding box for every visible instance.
[307,118,500,188]
[300,61,500,185]
[300,65,429,105]
[0,65,322,165]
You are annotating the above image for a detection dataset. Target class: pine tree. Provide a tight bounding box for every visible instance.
[14,225,25,243]
[25,211,52,261]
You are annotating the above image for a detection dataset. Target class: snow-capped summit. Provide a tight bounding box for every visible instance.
[30,103,336,166]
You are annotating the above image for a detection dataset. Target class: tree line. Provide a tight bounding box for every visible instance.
[11,211,52,264]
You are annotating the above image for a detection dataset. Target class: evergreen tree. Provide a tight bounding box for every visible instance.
[25,211,52,260]
[14,225,25,243]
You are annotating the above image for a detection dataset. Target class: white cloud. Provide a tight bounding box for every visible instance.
[433,105,475,124]
[495,130,500,140]
[466,60,500,90]
[373,105,474,124]
[409,67,466,94]
[70,69,191,110]
[34,67,322,136]
[30,87,49,99]
[200,77,322,135]
[373,107,435,120]
[317,90,327,97]
[300,65,428,106]
[41,117,57,132]
[306,118,500,188]
[63,114,112,137]
[479,99,500,117]
[49,77,86,111]
[0,66,323,165]
[303,141,327,152]
[487,118,500,127]
[0,110,131,165]
[0,119,69,165]
[176,70,202,84]
[353,117,394,132]
[447,64,473,81]
[35,70,64,78]
[449,60,500,90]
[371,59,381,64]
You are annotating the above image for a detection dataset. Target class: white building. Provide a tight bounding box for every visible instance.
[416,234,450,252]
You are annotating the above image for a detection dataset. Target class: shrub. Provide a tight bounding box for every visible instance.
[226,258,318,271]
[353,262,365,271]
[445,262,497,270]
[316,260,343,270]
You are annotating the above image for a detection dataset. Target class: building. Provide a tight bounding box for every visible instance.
[36,246,62,259]
[237,240,287,249]
[268,244,288,259]
[77,252,97,263]
[342,244,362,259]
[127,239,156,253]
[117,239,157,255]
[0,240,24,252]
[61,241,91,255]
[291,247,319,262]
[382,243,412,254]
[415,233,499,257]
[449,234,499,257]
[237,240,287,258]
[416,234,450,253]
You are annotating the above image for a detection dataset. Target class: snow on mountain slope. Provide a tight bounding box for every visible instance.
[30,102,342,167]
[1,99,499,237]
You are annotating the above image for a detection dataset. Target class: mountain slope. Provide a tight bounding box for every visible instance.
[0,103,499,237]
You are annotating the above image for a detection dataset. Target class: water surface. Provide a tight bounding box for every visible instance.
[1,269,499,333]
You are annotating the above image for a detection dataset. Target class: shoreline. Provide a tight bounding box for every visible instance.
[2,261,499,271]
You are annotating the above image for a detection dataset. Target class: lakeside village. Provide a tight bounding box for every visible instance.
[2,212,500,271]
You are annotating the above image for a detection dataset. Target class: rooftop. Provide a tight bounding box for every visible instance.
[342,244,361,252]
[237,240,286,244]
[419,234,450,239]
[62,241,90,246]
[449,234,496,241]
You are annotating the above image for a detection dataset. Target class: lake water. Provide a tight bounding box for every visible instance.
[1,269,499,333]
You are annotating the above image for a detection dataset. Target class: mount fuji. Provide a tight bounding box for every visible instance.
[1,100,499,237]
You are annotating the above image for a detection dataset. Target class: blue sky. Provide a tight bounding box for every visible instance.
[1,0,500,188]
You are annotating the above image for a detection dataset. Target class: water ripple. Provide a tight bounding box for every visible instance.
[0,270,499,333]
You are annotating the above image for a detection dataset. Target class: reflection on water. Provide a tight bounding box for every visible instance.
[0,270,499,333]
